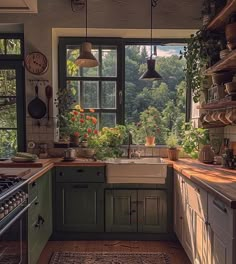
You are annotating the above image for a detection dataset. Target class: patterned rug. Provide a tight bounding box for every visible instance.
[49,252,170,264]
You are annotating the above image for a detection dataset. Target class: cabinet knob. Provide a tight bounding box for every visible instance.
[59,172,64,176]
[32,182,37,187]
[77,169,84,173]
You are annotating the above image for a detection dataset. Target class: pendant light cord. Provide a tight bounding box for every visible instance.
[150,0,159,58]
[86,0,88,41]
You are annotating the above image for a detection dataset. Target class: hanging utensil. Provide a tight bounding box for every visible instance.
[45,85,53,120]
[28,84,47,119]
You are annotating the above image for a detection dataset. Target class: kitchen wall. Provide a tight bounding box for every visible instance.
[0,0,201,155]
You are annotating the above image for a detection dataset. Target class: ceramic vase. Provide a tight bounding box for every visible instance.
[69,135,80,146]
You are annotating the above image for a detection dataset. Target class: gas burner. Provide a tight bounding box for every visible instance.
[0,177,24,196]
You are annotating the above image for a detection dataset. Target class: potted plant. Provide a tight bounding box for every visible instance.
[138,106,161,146]
[89,125,127,160]
[182,123,214,163]
[62,104,98,147]
[166,133,179,161]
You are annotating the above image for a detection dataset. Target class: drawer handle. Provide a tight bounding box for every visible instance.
[213,199,227,214]
[59,172,64,176]
[77,169,84,173]
[32,182,37,187]
[130,210,136,215]
[194,187,200,194]
[73,184,88,189]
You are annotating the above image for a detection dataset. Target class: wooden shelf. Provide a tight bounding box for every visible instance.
[207,0,236,30]
[205,49,236,75]
[198,96,236,110]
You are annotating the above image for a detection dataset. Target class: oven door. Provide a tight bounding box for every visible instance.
[0,198,36,264]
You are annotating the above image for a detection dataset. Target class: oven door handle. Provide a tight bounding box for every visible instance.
[0,197,37,236]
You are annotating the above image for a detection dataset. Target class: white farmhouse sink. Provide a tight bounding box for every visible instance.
[106,158,167,184]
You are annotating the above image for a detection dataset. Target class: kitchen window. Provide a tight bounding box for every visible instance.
[59,38,123,130]
[59,38,186,144]
[0,34,25,158]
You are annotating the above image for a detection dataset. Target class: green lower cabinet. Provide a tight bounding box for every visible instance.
[106,190,137,232]
[55,183,104,232]
[28,170,52,264]
[137,190,167,233]
[105,189,167,233]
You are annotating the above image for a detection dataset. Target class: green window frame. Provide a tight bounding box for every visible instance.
[0,34,25,158]
[58,37,124,129]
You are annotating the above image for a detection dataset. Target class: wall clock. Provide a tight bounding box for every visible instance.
[24,51,48,75]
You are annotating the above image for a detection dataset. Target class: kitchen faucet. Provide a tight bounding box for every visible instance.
[127,131,133,159]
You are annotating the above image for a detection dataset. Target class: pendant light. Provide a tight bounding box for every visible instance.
[140,0,162,80]
[75,0,99,68]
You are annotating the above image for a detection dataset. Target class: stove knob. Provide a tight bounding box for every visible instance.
[11,197,17,208]
[7,200,14,211]
[3,203,9,215]
[0,206,4,220]
[14,193,21,204]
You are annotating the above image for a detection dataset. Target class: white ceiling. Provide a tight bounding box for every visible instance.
[0,0,37,13]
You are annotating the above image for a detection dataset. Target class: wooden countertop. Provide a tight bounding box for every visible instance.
[167,159,236,209]
[1,157,236,209]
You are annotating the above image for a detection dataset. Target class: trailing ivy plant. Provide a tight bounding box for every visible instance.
[180,29,223,103]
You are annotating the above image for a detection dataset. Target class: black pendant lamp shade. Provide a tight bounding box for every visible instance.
[75,0,99,68]
[140,0,162,81]
[139,59,162,80]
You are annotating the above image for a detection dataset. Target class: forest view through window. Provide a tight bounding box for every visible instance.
[125,44,186,144]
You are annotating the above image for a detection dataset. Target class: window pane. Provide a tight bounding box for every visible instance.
[0,39,5,54]
[66,80,80,106]
[82,81,99,109]
[81,49,99,77]
[0,129,17,158]
[6,39,21,55]
[0,69,16,96]
[0,99,17,128]
[102,49,117,77]
[101,81,116,109]
[66,48,80,77]
[101,113,116,128]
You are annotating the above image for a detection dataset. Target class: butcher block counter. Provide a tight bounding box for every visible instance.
[167,158,236,209]
[0,157,236,208]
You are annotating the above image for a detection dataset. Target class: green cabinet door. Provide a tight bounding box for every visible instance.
[105,190,137,232]
[137,190,167,233]
[28,170,52,264]
[55,183,104,232]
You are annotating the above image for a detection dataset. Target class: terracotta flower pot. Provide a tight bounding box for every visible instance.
[145,136,155,146]
[167,148,179,161]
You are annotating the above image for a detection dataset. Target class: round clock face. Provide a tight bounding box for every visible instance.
[24,52,48,75]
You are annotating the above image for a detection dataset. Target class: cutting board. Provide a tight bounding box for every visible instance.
[0,159,51,168]
[0,168,31,177]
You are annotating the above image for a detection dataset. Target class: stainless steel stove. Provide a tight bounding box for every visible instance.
[0,173,36,263]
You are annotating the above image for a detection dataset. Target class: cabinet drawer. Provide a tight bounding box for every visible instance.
[208,194,235,237]
[184,178,207,219]
[55,166,105,182]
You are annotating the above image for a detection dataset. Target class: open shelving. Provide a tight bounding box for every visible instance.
[207,0,236,30]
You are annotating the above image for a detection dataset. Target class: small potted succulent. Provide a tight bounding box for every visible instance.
[166,133,179,161]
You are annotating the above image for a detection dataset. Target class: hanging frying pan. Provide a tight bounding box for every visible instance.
[28,85,46,119]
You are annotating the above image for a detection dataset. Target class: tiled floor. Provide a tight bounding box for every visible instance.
[38,240,190,264]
